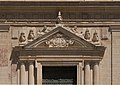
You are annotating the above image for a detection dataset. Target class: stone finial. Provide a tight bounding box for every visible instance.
[19,32,26,43]
[57,11,63,24]
[27,29,35,41]
[84,29,91,40]
[92,31,99,42]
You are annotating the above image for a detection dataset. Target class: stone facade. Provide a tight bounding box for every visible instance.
[0,1,120,85]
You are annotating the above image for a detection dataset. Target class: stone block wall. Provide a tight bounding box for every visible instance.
[0,30,11,84]
[99,39,111,85]
[112,32,120,85]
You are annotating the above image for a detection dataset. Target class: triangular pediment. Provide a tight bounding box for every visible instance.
[24,26,96,50]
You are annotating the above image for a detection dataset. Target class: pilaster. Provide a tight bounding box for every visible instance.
[20,62,26,84]
[29,62,34,85]
[93,62,99,85]
[37,63,42,85]
[77,62,82,85]
[85,62,91,85]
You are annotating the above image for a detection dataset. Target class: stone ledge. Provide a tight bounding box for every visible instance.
[0,25,9,32]
[109,25,120,32]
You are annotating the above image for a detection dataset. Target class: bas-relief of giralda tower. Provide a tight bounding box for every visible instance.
[0,0,120,85]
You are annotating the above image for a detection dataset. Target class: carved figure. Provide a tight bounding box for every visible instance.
[42,25,47,33]
[84,29,91,40]
[37,26,48,36]
[71,26,78,33]
[78,32,84,38]
[27,30,35,40]
[19,32,26,42]
[92,31,99,42]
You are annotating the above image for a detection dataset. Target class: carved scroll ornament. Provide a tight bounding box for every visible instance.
[46,33,74,47]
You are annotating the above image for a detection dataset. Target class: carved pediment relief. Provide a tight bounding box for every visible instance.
[24,26,96,49]
[45,33,74,47]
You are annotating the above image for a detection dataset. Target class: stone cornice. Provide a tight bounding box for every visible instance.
[0,1,120,13]
[0,1,120,7]
[11,44,105,64]
[109,25,120,32]
[19,55,102,61]
[13,45,106,57]
[0,25,9,32]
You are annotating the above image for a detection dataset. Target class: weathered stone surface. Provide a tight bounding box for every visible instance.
[0,47,8,66]
[0,1,120,85]
[112,32,120,85]
[99,40,111,85]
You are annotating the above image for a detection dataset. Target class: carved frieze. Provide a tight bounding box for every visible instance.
[11,25,109,47]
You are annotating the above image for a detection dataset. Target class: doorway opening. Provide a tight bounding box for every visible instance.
[42,66,77,85]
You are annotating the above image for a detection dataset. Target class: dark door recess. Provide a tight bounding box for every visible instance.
[42,66,77,85]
